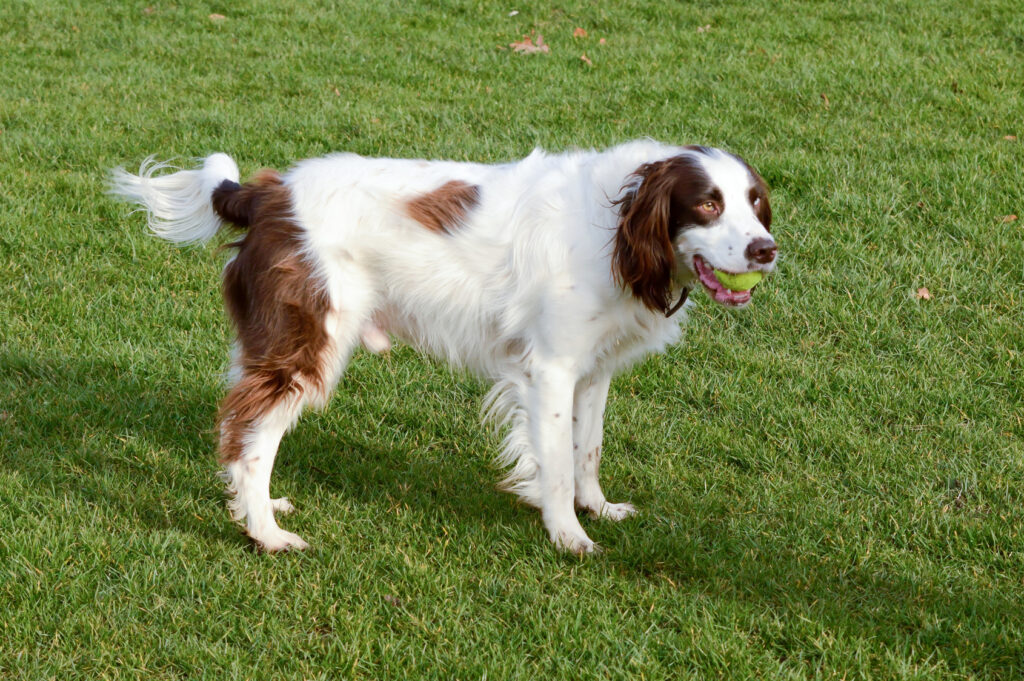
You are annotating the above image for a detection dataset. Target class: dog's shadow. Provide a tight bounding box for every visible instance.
[3,350,230,542]
[0,350,522,547]
[274,359,521,529]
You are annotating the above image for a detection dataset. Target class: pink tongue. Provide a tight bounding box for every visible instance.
[694,257,752,305]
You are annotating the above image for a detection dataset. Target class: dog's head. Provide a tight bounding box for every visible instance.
[613,146,776,313]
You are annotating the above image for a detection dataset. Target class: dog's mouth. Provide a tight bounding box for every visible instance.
[693,255,757,307]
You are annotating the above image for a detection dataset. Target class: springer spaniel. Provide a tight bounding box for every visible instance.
[111,141,777,554]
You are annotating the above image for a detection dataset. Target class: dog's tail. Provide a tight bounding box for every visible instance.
[110,153,244,245]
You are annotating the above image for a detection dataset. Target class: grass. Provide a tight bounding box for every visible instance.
[1,0,1023,678]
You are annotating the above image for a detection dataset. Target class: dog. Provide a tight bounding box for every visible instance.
[111,140,777,554]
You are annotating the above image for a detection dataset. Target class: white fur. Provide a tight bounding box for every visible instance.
[222,398,309,552]
[113,141,776,554]
[110,154,240,245]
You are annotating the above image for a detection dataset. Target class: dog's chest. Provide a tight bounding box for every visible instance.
[584,305,684,376]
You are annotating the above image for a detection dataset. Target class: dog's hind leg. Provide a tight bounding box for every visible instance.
[219,293,376,552]
[218,309,365,552]
[219,271,378,552]
[221,389,310,552]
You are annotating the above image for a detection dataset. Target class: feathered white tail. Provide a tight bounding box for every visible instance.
[109,153,240,245]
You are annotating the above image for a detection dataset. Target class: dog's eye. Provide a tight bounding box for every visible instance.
[752,196,761,207]
[699,201,719,215]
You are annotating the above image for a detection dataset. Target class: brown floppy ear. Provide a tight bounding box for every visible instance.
[611,159,684,313]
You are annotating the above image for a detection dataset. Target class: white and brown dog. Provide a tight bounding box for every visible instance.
[111,141,777,554]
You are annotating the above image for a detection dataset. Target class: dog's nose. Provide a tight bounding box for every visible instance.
[745,238,777,264]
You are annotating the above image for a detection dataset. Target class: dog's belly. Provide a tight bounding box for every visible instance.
[370,302,515,376]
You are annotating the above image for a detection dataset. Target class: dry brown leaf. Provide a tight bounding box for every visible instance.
[510,33,549,54]
[1000,214,1018,223]
[1004,135,1018,141]
[580,53,593,66]
[333,87,340,96]
[209,13,226,21]
[821,93,830,108]
[573,27,587,38]
[916,287,932,300]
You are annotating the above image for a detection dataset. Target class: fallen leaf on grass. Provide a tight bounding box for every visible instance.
[1004,135,1018,141]
[696,24,711,33]
[1000,214,1018,223]
[573,27,587,38]
[580,53,593,66]
[916,287,932,300]
[209,13,226,21]
[821,93,830,109]
[510,33,549,54]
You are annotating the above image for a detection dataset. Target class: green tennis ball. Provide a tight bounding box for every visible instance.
[714,270,763,292]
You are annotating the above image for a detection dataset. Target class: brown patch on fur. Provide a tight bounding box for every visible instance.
[405,180,480,234]
[612,156,713,313]
[211,169,284,228]
[745,167,772,231]
[214,171,331,462]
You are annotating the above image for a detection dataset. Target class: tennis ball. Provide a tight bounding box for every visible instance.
[714,270,763,291]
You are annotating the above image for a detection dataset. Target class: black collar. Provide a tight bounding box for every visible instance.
[665,287,689,317]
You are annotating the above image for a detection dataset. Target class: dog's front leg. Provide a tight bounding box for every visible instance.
[572,373,637,520]
[528,360,597,554]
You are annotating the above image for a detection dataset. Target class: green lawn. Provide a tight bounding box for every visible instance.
[2,1,1023,678]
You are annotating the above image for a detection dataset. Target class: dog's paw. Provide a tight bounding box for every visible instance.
[552,527,599,556]
[591,501,637,522]
[270,497,296,515]
[254,527,309,553]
